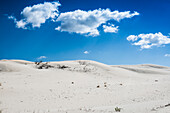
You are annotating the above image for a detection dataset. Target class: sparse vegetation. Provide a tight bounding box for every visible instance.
[115,107,121,112]
[78,61,87,65]
[0,83,1,86]
[35,61,54,69]
[34,61,71,70]
[57,64,70,69]
[35,60,42,65]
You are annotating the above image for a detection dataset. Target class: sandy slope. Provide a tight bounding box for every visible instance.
[0,60,170,113]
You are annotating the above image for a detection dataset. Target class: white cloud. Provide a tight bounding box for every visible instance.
[103,23,119,33]
[37,56,47,60]
[165,54,170,57]
[8,15,16,20]
[8,16,27,29]
[8,3,139,36]
[84,51,89,54]
[16,20,28,29]
[127,35,138,41]
[8,1,61,29]
[127,32,170,49]
[56,8,139,36]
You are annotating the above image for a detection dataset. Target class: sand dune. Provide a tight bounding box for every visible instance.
[0,60,170,113]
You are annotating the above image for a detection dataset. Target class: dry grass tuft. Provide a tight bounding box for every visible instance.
[115,107,121,112]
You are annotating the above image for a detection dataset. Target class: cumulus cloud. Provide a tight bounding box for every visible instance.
[127,32,170,49]
[103,23,119,33]
[84,51,89,54]
[55,9,139,36]
[165,54,170,57]
[37,56,47,60]
[8,1,61,29]
[8,16,27,29]
[8,2,139,36]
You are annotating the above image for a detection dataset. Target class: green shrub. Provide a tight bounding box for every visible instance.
[115,107,121,112]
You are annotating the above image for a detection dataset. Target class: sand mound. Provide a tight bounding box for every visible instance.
[0,60,34,72]
[48,60,112,75]
[139,64,169,69]
[0,61,20,72]
[117,66,161,74]
[111,64,170,74]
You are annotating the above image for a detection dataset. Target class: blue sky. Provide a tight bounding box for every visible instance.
[1,0,170,66]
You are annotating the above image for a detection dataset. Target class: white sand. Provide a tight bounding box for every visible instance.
[0,60,170,113]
